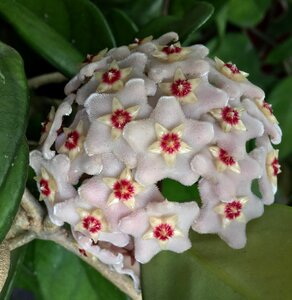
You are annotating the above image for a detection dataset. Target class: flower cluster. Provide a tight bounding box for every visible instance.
[30,32,282,288]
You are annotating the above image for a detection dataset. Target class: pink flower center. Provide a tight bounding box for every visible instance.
[224,201,242,220]
[171,79,191,97]
[65,130,79,150]
[263,101,273,114]
[113,179,135,201]
[82,216,102,233]
[40,178,51,196]
[111,109,132,129]
[271,158,280,176]
[160,133,181,154]
[221,106,239,125]
[224,63,240,74]
[153,223,174,241]
[162,44,182,55]
[219,148,235,166]
[102,68,121,84]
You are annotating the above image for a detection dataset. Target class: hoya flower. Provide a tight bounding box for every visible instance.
[250,136,281,205]
[123,97,214,185]
[119,200,199,263]
[30,150,76,225]
[84,79,152,167]
[193,179,264,249]
[31,31,282,287]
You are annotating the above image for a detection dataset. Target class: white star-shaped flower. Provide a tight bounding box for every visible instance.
[159,68,200,104]
[119,200,199,263]
[123,97,214,185]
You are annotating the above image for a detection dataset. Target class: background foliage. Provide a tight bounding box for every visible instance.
[0,0,291,299]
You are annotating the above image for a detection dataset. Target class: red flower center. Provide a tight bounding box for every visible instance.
[111,109,132,129]
[82,216,102,233]
[263,101,273,114]
[113,179,135,201]
[271,158,280,176]
[160,133,181,154]
[102,68,121,84]
[221,106,239,125]
[65,130,79,150]
[153,223,174,241]
[40,178,51,196]
[224,201,242,220]
[224,63,240,74]
[162,45,182,55]
[171,79,191,97]
[219,148,235,166]
[83,54,94,64]
[78,248,88,257]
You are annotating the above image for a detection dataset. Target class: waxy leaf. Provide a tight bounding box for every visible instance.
[32,240,127,300]
[0,41,29,242]
[269,77,292,159]
[0,0,115,76]
[137,2,214,45]
[142,204,292,300]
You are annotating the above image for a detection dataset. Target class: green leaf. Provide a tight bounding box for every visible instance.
[0,141,29,242]
[207,33,276,89]
[0,41,29,242]
[227,0,272,28]
[33,240,127,300]
[142,204,292,300]
[137,2,214,45]
[0,41,28,188]
[109,8,138,45]
[161,179,200,204]
[0,0,115,76]
[268,77,292,159]
[266,37,292,64]
[0,246,27,300]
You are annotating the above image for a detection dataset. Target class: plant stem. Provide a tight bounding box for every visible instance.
[28,72,67,89]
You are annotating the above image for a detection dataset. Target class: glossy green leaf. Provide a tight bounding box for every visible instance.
[108,8,138,46]
[227,0,272,28]
[0,246,27,300]
[137,2,214,44]
[0,41,29,242]
[161,179,200,204]
[268,77,292,159]
[0,0,115,76]
[126,0,164,26]
[33,240,127,300]
[207,33,276,89]
[0,41,28,188]
[0,141,29,242]
[142,204,292,300]
[266,37,292,64]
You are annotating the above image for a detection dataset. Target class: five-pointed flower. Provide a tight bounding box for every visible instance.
[152,42,191,62]
[98,97,140,139]
[74,208,108,243]
[210,106,246,132]
[266,149,281,188]
[103,168,144,209]
[214,196,248,227]
[129,36,153,50]
[254,98,278,124]
[119,200,199,263]
[214,57,249,82]
[142,215,183,248]
[82,48,108,66]
[95,61,132,93]
[148,123,192,167]
[34,167,57,202]
[58,120,86,160]
[159,68,200,104]
[209,146,240,173]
